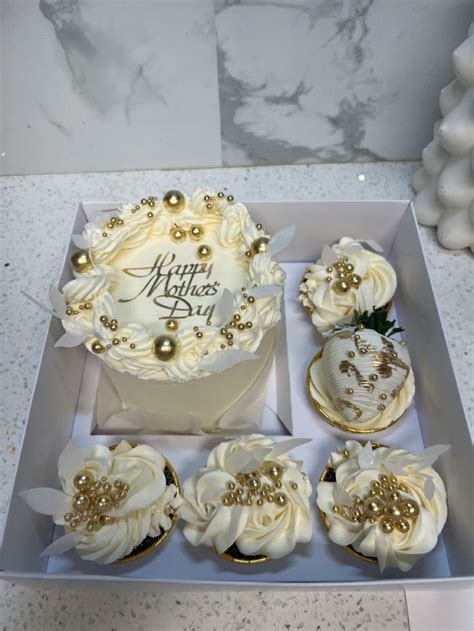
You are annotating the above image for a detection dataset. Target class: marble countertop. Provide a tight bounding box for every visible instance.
[1,162,472,630]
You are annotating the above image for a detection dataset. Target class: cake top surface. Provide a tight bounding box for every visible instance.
[58,187,291,382]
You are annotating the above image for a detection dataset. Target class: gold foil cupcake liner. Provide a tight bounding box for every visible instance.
[306,350,404,434]
[214,543,270,565]
[107,444,180,565]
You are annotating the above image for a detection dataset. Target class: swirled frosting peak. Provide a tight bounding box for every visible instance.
[316,440,448,572]
[299,237,397,333]
[179,434,313,560]
[20,441,181,564]
[59,188,289,382]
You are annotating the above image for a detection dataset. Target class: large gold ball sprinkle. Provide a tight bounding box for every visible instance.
[247,476,261,490]
[265,463,283,481]
[91,340,106,354]
[73,493,91,511]
[363,496,384,518]
[350,273,362,288]
[166,319,178,331]
[170,227,186,243]
[380,518,394,534]
[345,263,354,273]
[395,518,410,533]
[274,492,288,506]
[70,249,94,274]
[385,501,403,520]
[73,470,94,491]
[250,237,270,256]
[153,335,178,361]
[334,279,351,294]
[189,225,204,241]
[197,244,212,261]
[162,189,185,213]
[401,499,420,519]
[95,494,113,513]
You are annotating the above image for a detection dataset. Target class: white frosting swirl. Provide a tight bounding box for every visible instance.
[60,189,287,382]
[179,435,313,559]
[316,441,447,572]
[299,237,397,333]
[56,441,181,564]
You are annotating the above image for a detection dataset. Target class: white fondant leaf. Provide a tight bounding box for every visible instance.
[270,438,312,458]
[249,447,273,464]
[357,442,373,469]
[423,476,436,501]
[199,350,258,373]
[21,290,56,317]
[376,529,389,572]
[72,234,90,249]
[55,332,87,348]
[218,288,235,323]
[40,532,78,557]
[358,239,384,253]
[249,284,280,298]
[385,461,407,476]
[225,448,261,474]
[267,225,296,256]
[415,444,450,470]
[333,485,353,507]
[19,488,70,516]
[58,442,85,483]
[321,244,339,265]
[49,285,66,317]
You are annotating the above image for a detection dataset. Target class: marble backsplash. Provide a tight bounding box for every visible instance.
[0,0,471,175]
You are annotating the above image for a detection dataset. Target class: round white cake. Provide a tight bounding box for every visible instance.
[60,187,289,433]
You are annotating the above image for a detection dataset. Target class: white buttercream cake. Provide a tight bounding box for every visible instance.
[179,434,313,562]
[299,237,397,334]
[60,188,289,433]
[316,440,448,572]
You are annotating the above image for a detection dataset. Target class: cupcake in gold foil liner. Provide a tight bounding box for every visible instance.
[179,434,313,565]
[316,440,449,572]
[19,440,181,565]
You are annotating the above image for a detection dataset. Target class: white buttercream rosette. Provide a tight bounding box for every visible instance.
[316,441,448,572]
[299,237,397,334]
[179,435,313,560]
[20,441,181,564]
[55,187,294,382]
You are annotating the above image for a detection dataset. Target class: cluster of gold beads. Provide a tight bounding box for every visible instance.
[203,191,234,212]
[326,256,362,294]
[65,301,91,316]
[130,196,157,216]
[64,469,129,533]
[102,215,124,237]
[221,463,297,508]
[331,472,420,535]
[170,224,205,243]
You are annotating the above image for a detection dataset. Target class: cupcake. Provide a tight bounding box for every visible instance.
[179,435,313,562]
[20,441,181,564]
[317,440,449,572]
[307,313,414,433]
[57,187,294,434]
[299,237,396,334]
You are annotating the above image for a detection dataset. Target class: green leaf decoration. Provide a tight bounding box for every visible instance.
[354,307,405,338]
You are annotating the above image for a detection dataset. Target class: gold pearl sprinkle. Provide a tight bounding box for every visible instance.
[346,388,354,395]
[348,351,356,358]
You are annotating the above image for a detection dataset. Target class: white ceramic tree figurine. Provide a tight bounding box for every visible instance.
[412,23,474,252]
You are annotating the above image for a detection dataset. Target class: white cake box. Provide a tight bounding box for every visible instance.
[1,200,473,587]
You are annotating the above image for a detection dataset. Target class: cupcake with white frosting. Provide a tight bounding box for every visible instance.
[299,237,396,334]
[307,310,414,433]
[179,435,313,562]
[317,440,448,572]
[20,441,181,564]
